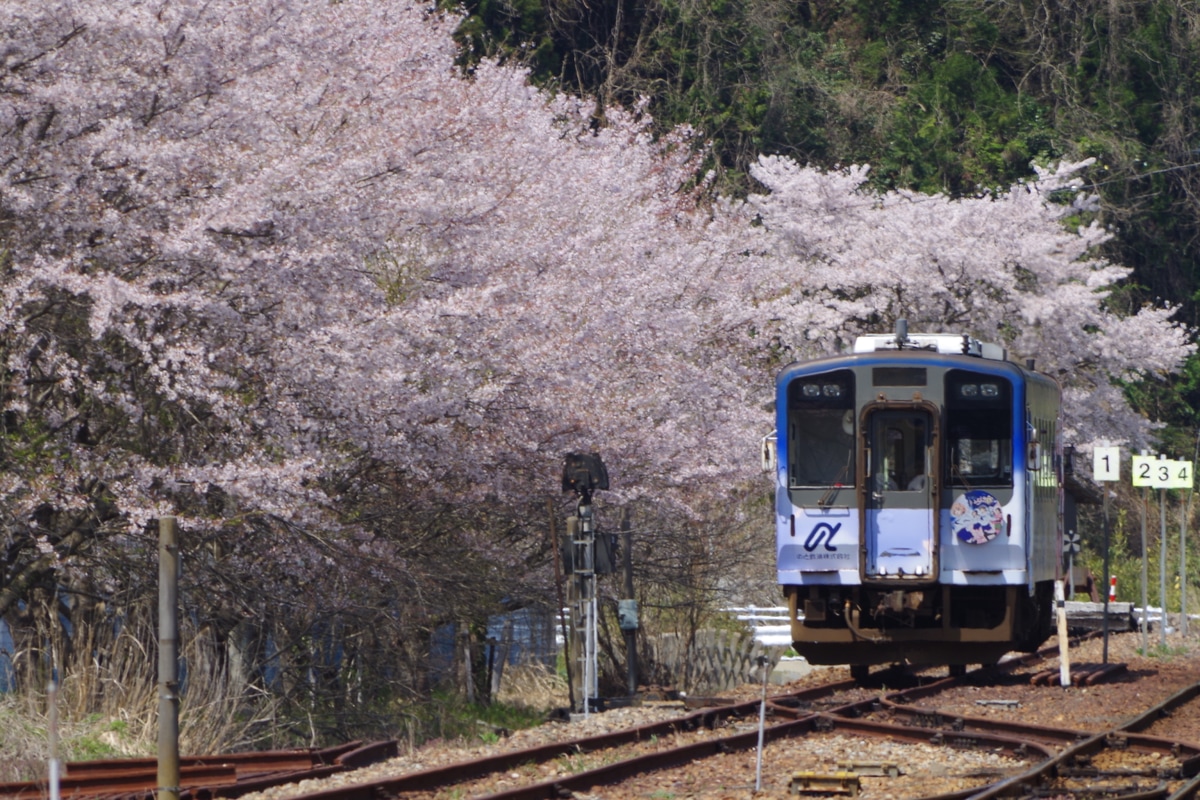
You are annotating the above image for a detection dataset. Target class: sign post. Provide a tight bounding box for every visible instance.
[1160,480,1168,649]
[1184,491,1192,637]
[1132,453,1156,652]
[1131,454,1193,650]
[1093,446,1120,664]
[1168,459,1193,638]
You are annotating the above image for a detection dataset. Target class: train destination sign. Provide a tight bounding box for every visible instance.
[1130,456,1193,489]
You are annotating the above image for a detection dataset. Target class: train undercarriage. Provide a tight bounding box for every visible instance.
[784,580,1056,672]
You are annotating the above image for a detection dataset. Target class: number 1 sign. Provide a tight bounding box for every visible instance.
[1093,446,1120,482]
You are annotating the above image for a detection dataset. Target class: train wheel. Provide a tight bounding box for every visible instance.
[850,664,869,683]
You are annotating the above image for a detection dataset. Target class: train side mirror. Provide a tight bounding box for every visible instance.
[762,432,777,472]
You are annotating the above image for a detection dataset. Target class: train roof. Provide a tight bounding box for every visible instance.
[852,332,1007,361]
[777,321,1062,387]
[777,344,1025,382]
[777,318,1067,377]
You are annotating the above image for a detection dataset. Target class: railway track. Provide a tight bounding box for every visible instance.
[0,741,398,800]
[6,641,1200,800]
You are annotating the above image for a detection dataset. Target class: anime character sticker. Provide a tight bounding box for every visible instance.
[950,490,1004,544]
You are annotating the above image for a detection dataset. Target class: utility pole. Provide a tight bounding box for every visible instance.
[158,517,180,800]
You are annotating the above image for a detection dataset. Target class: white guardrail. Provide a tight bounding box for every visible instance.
[728,606,793,648]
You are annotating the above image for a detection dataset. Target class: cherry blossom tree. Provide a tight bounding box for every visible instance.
[745,157,1194,448]
[0,0,771,717]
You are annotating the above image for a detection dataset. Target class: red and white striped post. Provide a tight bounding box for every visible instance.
[1109,575,1117,602]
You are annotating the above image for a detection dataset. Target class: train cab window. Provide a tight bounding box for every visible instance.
[787,371,855,488]
[945,371,1012,487]
[874,414,929,492]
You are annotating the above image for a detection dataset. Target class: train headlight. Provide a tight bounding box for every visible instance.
[822,384,842,397]
[960,384,979,397]
[981,383,1000,397]
[802,384,821,397]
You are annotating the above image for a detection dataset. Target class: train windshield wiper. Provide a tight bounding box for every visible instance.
[817,482,845,509]
[817,458,852,509]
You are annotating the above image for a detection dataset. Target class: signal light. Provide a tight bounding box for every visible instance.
[562,452,610,496]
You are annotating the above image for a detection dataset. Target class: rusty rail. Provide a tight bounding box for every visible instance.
[0,741,398,800]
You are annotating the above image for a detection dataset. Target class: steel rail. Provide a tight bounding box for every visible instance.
[0,742,395,800]
[959,678,1200,800]
[0,633,1132,800]
[230,679,871,800]
[195,643,1091,800]
[467,709,1057,800]
[272,672,1048,800]
[0,764,240,800]
[459,659,1195,800]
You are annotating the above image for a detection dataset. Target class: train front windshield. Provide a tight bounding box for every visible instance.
[787,370,856,488]
[945,370,1013,487]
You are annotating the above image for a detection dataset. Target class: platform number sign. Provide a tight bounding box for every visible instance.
[1131,456,1194,489]
[1093,446,1120,482]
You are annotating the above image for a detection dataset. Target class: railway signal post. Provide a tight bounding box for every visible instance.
[1063,530,1081,600]
[562,452,609,715]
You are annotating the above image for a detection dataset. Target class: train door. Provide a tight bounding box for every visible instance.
[864,408,935,578]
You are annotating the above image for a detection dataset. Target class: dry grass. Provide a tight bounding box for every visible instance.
[0,608,279,782]
[495,662,569,710]
[0,692,53,783]
[0,604,565,784]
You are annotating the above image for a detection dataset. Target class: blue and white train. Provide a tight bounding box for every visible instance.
[773,324,1062,677]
